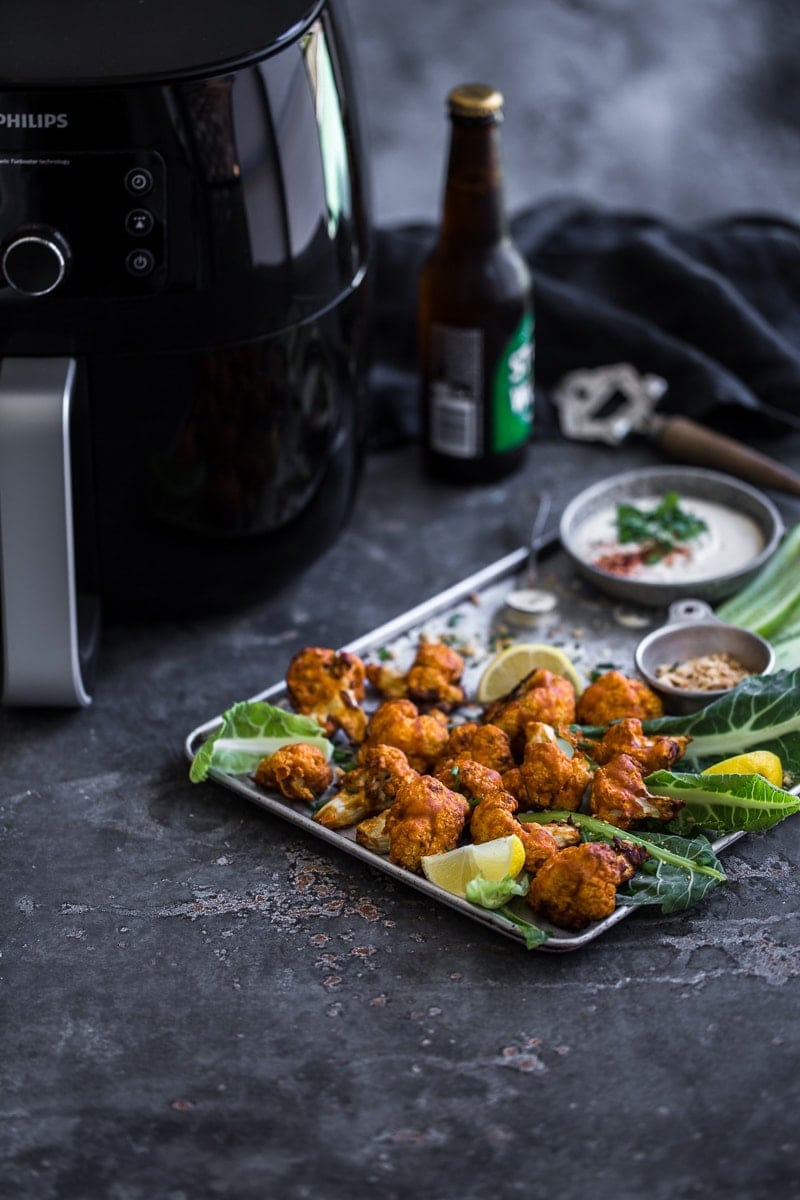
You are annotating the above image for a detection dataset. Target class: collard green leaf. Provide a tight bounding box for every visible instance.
[640,669,800,783]
[522,810,726,881]
[522,810,726,918]
[646,769,800,834]
[615,831,725,913]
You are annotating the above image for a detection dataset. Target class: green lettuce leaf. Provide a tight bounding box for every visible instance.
[190,700,333,783]
[465,872,529,909]
[646,769,800,834]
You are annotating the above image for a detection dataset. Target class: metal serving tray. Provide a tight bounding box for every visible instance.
[184,547,746,952]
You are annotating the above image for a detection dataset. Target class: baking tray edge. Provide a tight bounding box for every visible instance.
[184,547,747,953]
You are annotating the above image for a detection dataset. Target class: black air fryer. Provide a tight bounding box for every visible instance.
[0,0,371,706]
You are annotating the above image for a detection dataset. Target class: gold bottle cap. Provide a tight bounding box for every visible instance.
[448,83,503,119]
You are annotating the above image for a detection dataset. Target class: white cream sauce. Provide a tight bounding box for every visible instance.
[575,494,764,583]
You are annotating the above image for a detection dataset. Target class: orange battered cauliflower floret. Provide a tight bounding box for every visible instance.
[575,670,663,727]
[515,723,593,812]
[253,743,333,804]
[527,839,649,931]
[433,721,515,777]
[367,639,466,711]
[483,668,577,753]
[286,646,367,743]
[314,744,417,830]
[385,775,470,872]
[589,753,684,830]
[362,698,449,772]
[434,756,505,804]
[584,717,690,773]
[470,788,574,875]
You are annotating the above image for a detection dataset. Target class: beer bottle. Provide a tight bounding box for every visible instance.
[419,83,534,483]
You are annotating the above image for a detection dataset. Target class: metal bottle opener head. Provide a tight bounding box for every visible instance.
[554,363,668,444]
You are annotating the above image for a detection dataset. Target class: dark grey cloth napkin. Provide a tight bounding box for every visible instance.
[366,197,800,450]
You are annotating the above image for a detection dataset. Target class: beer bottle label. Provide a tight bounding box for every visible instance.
[492,312,534,452]
[428,324,483,458]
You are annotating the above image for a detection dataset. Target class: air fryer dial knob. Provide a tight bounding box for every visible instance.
[2,231,70,296]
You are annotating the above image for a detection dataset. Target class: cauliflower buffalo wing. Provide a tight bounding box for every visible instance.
[434,756,505,804]
[527,840,649,930]
[585,717,690,773]
[362,698,450,771]
[575,670,663,726]
[434,721,515,776]
[254,743,333,804]
[483,668,576,752]
[385,775,470,872]
[315,744,417,830]
[589,752,684,829]
[286,647,367,743]
[470,787,577,875]
[515,722,593,812]
[367,639,466,711]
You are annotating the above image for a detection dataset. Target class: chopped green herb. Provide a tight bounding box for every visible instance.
[589,663,620,682]
[616,491,707,564]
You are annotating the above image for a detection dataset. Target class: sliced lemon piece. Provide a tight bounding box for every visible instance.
[421,834,526,897]
[702,750,784,787]
[476,642,582,704]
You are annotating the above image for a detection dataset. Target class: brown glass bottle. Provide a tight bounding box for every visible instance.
[419,83,534,483]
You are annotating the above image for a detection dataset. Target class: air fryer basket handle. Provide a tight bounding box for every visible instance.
[0,357,97,706]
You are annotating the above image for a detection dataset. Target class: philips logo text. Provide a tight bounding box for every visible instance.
[0,113,68,129]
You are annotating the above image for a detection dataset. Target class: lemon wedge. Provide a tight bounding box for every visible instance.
[421,834,526,897]
[702,750,784,787]
[476,642,582,704]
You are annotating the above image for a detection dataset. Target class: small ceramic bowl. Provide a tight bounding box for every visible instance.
[559,465,784,608]
[634,598,775,714]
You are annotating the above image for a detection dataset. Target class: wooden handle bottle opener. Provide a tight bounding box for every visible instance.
[554,364,800,496]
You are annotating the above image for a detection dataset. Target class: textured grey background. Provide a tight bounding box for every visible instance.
[4,7,800,1199]
[346,0,800,227]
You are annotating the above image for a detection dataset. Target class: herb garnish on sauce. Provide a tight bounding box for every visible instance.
[616,491,708,564]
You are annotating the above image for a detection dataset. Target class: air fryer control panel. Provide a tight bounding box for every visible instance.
[0,150,166,297]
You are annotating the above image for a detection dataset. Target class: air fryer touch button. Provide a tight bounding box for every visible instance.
[126,208,154,236]
[126,248,155,277]
[125,167,154,196]
[2,233,68,295]
[0,151,165,295]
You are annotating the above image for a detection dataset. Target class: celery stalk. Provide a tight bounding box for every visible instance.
[716,524,800,636]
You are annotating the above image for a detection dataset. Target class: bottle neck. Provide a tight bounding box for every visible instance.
[438,115,508,248]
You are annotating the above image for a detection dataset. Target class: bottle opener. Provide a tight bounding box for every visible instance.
[553,363,800,496]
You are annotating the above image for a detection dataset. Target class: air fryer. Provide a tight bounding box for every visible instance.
[0,0,371,706]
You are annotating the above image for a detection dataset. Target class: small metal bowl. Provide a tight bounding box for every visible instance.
[559,465,784,607]
[634,598,775,714]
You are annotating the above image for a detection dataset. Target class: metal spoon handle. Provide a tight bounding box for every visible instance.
[524,491,552,587]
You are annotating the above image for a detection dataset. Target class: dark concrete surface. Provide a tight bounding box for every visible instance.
[5,2,800,1197]
[4,432,800,1200]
